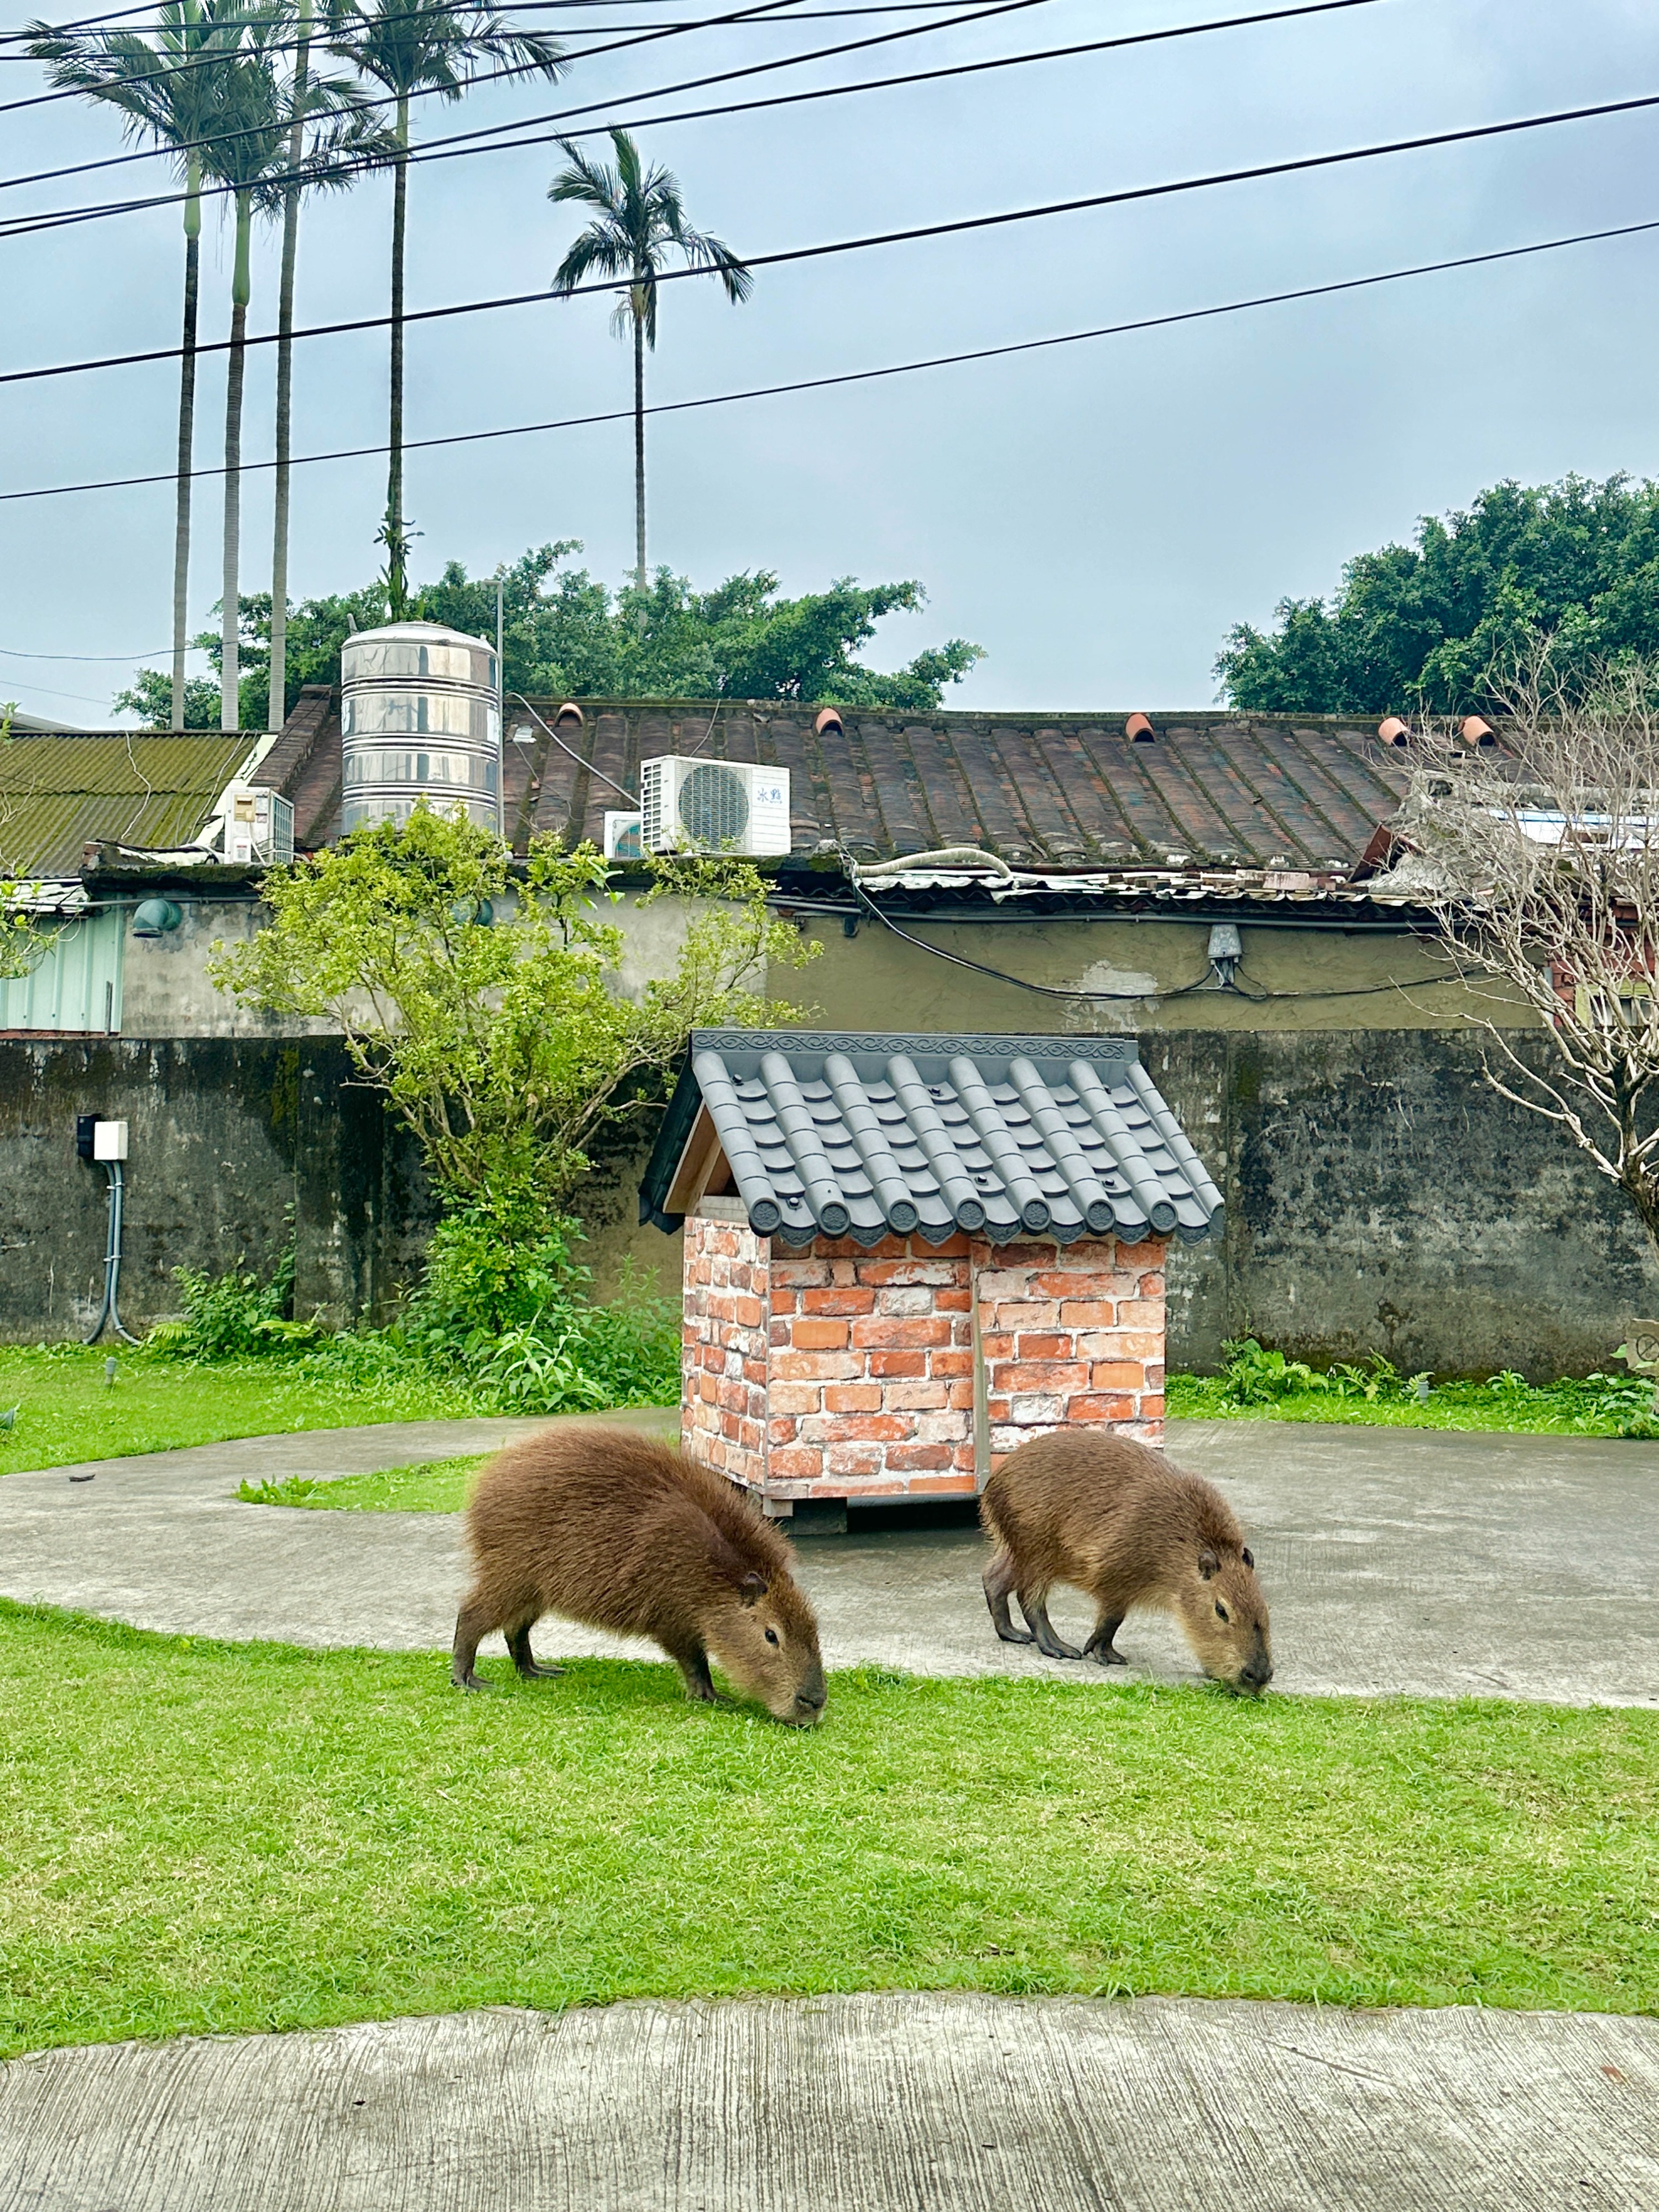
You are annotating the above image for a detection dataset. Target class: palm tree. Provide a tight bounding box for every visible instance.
[28,2,244,730]
[550,131,752,592]
[325,1,566,618]
[196,9,383,726]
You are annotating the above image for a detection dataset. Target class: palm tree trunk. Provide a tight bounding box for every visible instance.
[386,91,409,618]
[633,306,646,593]
[221,189,252,732]
[171,156,201,732]
[268,0,311,734]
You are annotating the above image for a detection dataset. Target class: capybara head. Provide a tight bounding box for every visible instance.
[706,1567,827,1725]
[1177,1543,1273,1693]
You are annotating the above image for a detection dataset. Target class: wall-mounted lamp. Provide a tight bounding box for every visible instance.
[130,898,182,937]
[1207,921,1243,989]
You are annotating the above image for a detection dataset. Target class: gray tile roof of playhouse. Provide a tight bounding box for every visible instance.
[641,1029,1224,1249]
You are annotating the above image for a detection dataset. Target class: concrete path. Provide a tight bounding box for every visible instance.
[3,1993,1655,2211]
[3,1415,1657,1703]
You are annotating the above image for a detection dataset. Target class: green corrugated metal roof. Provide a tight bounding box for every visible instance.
[0,732,255,877]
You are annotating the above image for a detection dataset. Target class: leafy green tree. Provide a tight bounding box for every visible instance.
[28,2,242,732]
[210,806,813,1210]
[551,130,752,591]
[1217,475,1659,715]
[116,553,982,723]
[324,0,566,615]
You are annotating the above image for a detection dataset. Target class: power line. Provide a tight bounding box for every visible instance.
[0,0,1378,200]
[0,0,1031,188]
[3,82,1655,384]
[6,210,1654,505]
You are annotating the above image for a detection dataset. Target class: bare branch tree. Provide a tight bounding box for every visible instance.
[1389,652,1659,1258]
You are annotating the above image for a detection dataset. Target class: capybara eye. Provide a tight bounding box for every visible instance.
[764,1627,780,1646]
[1214,1602,1229,1621]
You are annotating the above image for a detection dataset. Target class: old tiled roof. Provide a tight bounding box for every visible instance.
[0,732,254,878]
[265,693,1424,876]
[642,1028,1224,1250]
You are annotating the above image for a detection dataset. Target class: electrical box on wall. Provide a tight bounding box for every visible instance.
[92,1119,128,1161]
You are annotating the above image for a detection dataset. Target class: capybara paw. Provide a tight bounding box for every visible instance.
[1086,1647,1128,1667]
[994,1625,1036,1645]
[517,1663,565,1680]
[451,1671,489,1693]
[1038,1640,1084,1661]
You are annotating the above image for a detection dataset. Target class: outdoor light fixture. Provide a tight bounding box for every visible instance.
[1207,922,1243,988]
[1378,717,1411,747]
[130,898,182,937]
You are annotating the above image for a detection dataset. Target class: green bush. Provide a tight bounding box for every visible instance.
[144,1248,320,1361]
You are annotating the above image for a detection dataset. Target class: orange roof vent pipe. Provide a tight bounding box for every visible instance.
[555,701,584,726]
[1125,712,1156,743]
[1378,716,1411,747]
[814,706,844,735]
[1460,716,1496,748]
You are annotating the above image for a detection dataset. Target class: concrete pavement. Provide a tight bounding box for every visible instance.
[3,1414,1656,1702]
[3,1993,1655,2211]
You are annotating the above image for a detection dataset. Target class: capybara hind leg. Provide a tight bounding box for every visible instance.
[1083,1613,1128,1666]
[669,1641,718,1704]
[983,1547,1034,1645]
[507,1621,564,1681]
[1020,1592,1082,1661]
[451,1597,497,1692]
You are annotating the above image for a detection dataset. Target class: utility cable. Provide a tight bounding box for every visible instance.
[5,208,1656,503]
[0,0,1037,181]
[506,691,638,799]
[3,85,1657,382]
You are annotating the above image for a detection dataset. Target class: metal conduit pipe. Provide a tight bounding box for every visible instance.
[84,1160,139,1346]
[885,1055,985,1233]
[1006,1056,1117,1235]
[691,1051,782,1236]
[823,1053,917,1233]
[758,1051,850,1238]
[1123,1061,1226,1218]
[947,1055,1052,1233]
[1067,1061,1180,1235]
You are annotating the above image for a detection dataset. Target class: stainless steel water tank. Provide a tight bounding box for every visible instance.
[340,619,502,835]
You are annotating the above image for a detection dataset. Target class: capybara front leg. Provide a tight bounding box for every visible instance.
[669,1641,718,1703]
[1083,1613,1128,1666]
[451,1599,495,1692]
[1020,1592,1083,1661]
[983,1547,1034,1645]
[507,1623,564,1681]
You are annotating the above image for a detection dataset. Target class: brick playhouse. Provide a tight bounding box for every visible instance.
[640,1030,1223,1530]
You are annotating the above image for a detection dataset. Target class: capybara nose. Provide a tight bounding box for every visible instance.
[1239,1661,1272,1691]
[794,1687,826,1719]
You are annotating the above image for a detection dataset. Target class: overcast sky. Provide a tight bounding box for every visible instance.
[2,0,1657,723]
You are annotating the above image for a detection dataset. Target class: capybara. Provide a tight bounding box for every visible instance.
[980,1429,1272,1692]
[451,1422,827,1724]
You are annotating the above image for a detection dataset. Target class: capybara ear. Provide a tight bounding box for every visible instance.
[1241,1546,1254,1569]
[738,1572,769,1607]
[1197,1549,1220,1580]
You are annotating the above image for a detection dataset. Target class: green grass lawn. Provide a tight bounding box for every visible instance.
[1167,1373,1659,1436]
[0,1345,479,1480]
[1,1599,1654,2057]
[239,1454,489,1514]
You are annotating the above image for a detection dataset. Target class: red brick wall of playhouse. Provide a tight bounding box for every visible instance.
[683,1204,1168,1501]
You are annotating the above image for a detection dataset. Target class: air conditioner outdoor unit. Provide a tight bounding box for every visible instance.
[212,785,294,865]
[638,756,791,857]
[604,810,644,860]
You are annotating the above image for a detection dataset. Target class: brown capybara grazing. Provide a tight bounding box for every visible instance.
[980,1429,1272,1693]
[451,1423,827,1724]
